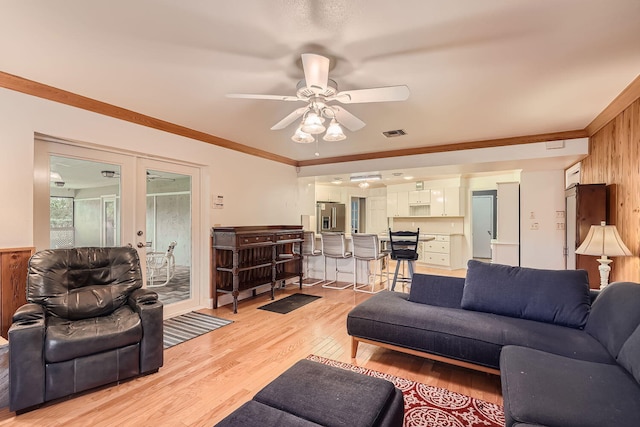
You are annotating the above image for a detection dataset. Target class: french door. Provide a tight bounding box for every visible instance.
[34,138,202,317]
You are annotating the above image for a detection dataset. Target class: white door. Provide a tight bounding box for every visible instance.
[35,138,202,317]
[472,195,494,259]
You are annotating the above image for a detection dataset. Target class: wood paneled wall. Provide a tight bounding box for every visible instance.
[581,98,640,282]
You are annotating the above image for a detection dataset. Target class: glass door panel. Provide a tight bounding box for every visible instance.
[48,155,123,249]
[137,159,199,314]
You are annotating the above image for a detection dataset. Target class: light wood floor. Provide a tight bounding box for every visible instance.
[0,265,502,426]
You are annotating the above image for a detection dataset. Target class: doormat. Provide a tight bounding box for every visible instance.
[163,311,232,349]
[306,355,504,427]
[258,293,321,314]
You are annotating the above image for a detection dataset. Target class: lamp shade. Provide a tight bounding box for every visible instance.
[301,112,326,134]
[575,221,632,257]
[291,126,315,143]
[323,120,346,141]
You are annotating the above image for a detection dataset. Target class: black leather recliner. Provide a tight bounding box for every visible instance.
[9,247,163,413]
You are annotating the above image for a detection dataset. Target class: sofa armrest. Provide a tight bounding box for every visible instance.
[12,303,45,323]
[408,274,465,308]
[9,304,46,412]
[128,289,163,373]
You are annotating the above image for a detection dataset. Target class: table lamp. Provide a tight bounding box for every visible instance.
[575,221,632,289]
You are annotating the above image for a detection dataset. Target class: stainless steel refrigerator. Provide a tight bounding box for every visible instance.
[316,202,346,233]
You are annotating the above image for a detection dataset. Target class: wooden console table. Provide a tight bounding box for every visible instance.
[0,247,34,338]
[211,226,303,313]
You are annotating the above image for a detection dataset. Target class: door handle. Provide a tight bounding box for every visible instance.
[487,230,492,236]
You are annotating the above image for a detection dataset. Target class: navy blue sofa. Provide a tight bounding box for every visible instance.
[347,260,640,426]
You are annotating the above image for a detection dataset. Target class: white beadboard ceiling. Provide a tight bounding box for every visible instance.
[1,1,639,174]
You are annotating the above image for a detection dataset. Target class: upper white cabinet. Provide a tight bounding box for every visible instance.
[430,187,464,216]
[387,191,409,217]
[316,185,343,203]
[408,190,431,205]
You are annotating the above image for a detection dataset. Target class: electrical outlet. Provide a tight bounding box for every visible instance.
[530,211,536,219]
[556,211,565,218]
[556,222,565,230]
[530,222,539,230]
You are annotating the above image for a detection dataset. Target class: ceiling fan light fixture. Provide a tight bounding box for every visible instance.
[301,111,326,134]
[322,119,346,141]
[291,126,315,143]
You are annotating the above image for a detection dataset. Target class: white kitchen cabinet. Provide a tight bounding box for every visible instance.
[408,190,430,205]
[316,185,343,203]
[366,196,388,234]
[492,182,520,266]
[418,235,463,269]
[386,192,409,217]
[430,187,464,216]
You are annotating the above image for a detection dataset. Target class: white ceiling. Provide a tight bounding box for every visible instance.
[2,1,640,168]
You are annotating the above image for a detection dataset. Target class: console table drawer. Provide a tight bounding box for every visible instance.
[276,232,302,241]
[239,234,273,246]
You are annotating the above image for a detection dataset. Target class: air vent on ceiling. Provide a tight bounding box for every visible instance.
[382,129,407,138]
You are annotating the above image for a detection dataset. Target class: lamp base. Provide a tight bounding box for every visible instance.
[597,256,613,290]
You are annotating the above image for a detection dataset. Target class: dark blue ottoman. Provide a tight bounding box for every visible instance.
[215,359,404,427]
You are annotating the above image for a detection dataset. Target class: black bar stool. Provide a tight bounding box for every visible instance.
[388,228,419,292]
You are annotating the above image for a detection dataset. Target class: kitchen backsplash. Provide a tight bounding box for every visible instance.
[391,217,464,234]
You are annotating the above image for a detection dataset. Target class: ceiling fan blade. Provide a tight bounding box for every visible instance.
[301,53,330,94]
[331,106,365,132]
[226,93,303,102]
[270,107,308,130]
[332,85,410,104]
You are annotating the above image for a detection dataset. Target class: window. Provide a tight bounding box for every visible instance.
[50,196,74,248]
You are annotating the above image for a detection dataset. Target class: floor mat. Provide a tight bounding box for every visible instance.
[163,311,232,349]
[257,293,321,314]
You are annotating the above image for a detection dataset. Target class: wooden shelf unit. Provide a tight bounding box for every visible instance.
[211,226,303,313]
[1,247,34,338]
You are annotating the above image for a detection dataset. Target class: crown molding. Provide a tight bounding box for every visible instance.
[0,71,298,166]
[296,129,588,167]
[586,73,640,136]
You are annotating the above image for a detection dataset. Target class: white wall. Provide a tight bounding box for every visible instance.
[0,87,300,307]
[519,170,566,269]
[0,87,299,247]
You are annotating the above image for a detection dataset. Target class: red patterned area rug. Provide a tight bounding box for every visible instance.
[306,355,504,427]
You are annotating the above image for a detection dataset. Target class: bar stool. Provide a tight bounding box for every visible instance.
[300,231,324,287]
[388,228,420,292]
[321,232,353,289]
[352,234,389,294]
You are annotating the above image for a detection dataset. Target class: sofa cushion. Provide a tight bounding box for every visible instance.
[585,282,640,358]
[461,260,590,328]
[501,346,640,427]
[408,274,465,308]
[45,305,142,363]
[253,360,401,427]
[617,323,640,384]
[348,291,612,370]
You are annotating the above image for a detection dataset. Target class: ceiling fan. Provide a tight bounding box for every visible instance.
[227,53,410,143]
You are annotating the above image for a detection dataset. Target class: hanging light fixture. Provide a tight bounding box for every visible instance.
[292,105,348,144]
[323,119,346,141]
[291,126,315,143]
[300,110,325,134]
